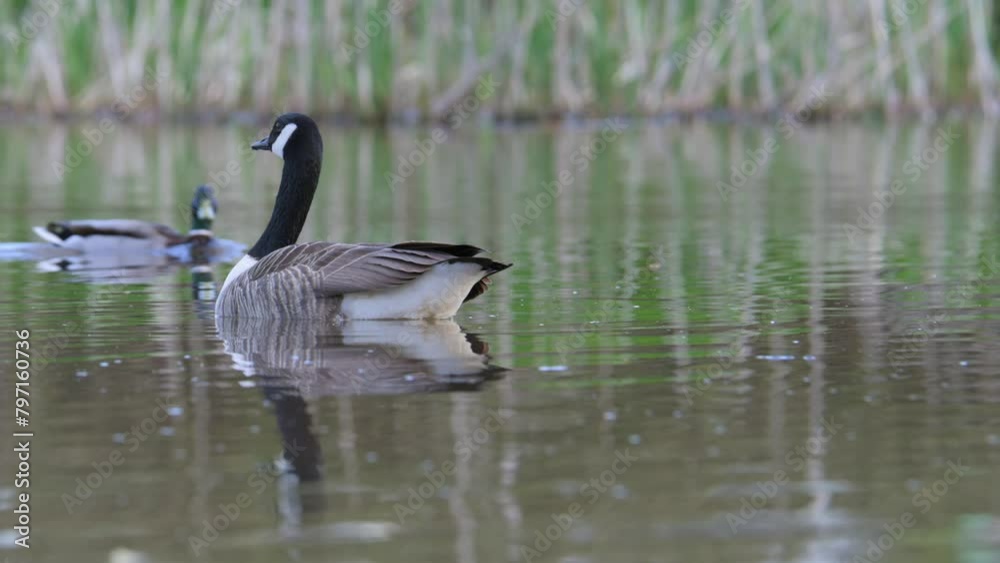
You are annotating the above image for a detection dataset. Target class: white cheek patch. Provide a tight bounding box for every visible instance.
[271,123,298,159]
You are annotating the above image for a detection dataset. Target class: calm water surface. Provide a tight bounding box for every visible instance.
[0,122,999,563]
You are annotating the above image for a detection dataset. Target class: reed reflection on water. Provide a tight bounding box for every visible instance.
[0,122,998,562]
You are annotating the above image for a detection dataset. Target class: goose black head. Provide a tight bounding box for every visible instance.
[190,185,218,231]
[251,113,323,162]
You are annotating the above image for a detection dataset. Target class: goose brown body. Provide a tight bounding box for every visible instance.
[217,241,509,320]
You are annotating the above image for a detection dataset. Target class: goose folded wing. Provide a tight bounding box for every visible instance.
[246,241,486,296]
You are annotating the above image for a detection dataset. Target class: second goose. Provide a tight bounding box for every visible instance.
[216,113,510,321]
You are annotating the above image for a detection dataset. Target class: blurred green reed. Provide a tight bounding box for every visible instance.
[1,0,999,119]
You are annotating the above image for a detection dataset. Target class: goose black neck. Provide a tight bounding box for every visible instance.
[248,155,322,259]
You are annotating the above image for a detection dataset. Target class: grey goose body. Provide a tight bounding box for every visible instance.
[218,241,508,320]
[215,113,510,321]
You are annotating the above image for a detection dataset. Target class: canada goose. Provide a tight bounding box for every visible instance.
[33,185,220,252]
[216,113,511,320]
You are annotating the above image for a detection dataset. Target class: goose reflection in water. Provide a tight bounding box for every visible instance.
[216,316,507,397]
[215,315,506,539]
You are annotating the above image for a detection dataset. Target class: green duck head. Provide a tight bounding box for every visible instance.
[190,185,218,232]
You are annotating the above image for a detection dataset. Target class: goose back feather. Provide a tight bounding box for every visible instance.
[217,241,510,320]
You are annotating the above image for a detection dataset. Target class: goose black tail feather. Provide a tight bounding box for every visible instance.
[446,257,512,302]
[392,241,484,257]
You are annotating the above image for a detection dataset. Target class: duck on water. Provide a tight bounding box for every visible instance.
[33,185,221,253]
[215,113,510,321]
